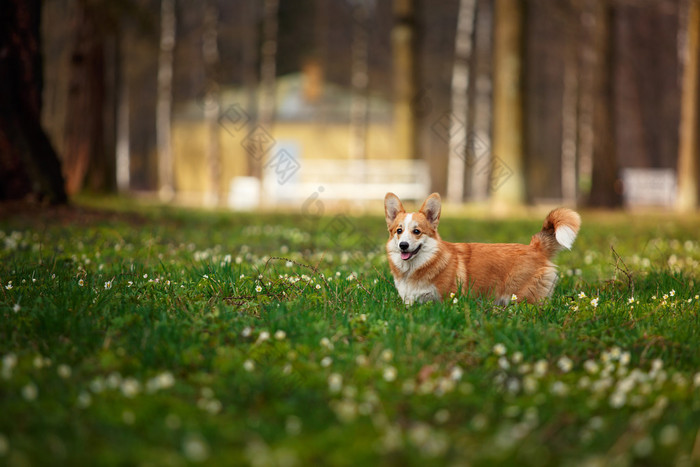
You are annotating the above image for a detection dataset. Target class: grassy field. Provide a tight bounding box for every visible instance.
[1,200,700,466]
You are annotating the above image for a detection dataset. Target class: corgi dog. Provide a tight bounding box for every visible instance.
[384,192,581,305]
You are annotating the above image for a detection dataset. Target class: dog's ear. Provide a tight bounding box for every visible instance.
[384,192,405,229]
[419,193,441,229]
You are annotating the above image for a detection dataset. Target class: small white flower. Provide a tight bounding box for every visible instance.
[619,352,631,366]
[57,364,72,379]
[590,297,599,308]
[523,375,538,394]
[452,297,458,304]
[609,391,626,408]
[534,360,548,377]
[255,285,262,293]
[450,366,464,381]
[583,359,599,374]
[257,331,270,343]
[182,433,210,462]
[557,356,573,373]
[578,291,586,299]
[5,283,13,290]
[143,274,148,279]
[321,356,333,368]
[383,366,397,382]
[320,337,334,350]
[274,330,286,340]
[328,373,343,393]
[355,355,369,366]
[12,303,20,313]
[78,279,85,287]
[120,378,141,398]
[550,381,569,396]
[659,424,680,446]
[381,349,394,362]
[77,391,92,408]
[669,289,675,297]
[243,360,255,372]
[511,294,518,302]
[610,347,621,360]
[241,326,252,337]
[628,297,635,304]
[22,383,38,401]
[104,280,113,290]
[0,432,9,456]
[315,284,321,290]
[493,343,507,356]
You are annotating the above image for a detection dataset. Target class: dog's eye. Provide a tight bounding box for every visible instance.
[413,229,420,235]
[396,228,403,234]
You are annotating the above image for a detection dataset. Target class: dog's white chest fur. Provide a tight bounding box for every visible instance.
[394,277,439,305]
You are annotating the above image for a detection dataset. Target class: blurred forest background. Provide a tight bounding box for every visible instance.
[1,0,699,211]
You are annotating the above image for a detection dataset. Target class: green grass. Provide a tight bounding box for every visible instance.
[1,201,700,466]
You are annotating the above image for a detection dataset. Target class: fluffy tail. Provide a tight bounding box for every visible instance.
[530,208,581,258]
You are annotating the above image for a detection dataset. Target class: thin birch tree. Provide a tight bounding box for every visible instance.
[491,0,526,206]
[446,0,476,203]
[156,0,176,202]
[676,0,700,211]
[203,0,221,206]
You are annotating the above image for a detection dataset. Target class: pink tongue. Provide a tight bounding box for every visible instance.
[401,252,412,260]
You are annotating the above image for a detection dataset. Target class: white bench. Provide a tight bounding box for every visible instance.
[263,158,431,204]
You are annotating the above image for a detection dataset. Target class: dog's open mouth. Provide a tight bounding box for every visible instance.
[400,244,421,260]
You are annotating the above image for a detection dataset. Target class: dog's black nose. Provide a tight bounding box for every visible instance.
[399,242,409,251]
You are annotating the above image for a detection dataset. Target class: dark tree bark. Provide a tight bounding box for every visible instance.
[587,0,622,208]
[0,0,67,204]
[62,0,117,196]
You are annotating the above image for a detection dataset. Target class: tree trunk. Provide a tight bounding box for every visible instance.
[491,0,526,207]
[242,0,260,179]
[676,0,700,212]
[349,0,370,165]
[392,0,419,161]
[157,0,176,202]
[62,0,112,195]
[561,3,579,206]
[587,0,622,208]
[446,0,476,204]
[116,29,130,193]
[203,0,222,206]
[470,0,493,202]
[577,4,596,202]
[258,0,278,206]
[0,0,67,204]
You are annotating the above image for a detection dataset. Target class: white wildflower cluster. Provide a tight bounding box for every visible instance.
[2,353,17,380]
[78,370,176,407]
[197,387,222,415]
[491,345,552,395]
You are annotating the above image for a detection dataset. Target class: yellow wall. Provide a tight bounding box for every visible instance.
[173,120,404,201]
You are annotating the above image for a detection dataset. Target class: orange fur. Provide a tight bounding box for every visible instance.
[384,193,581,304]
